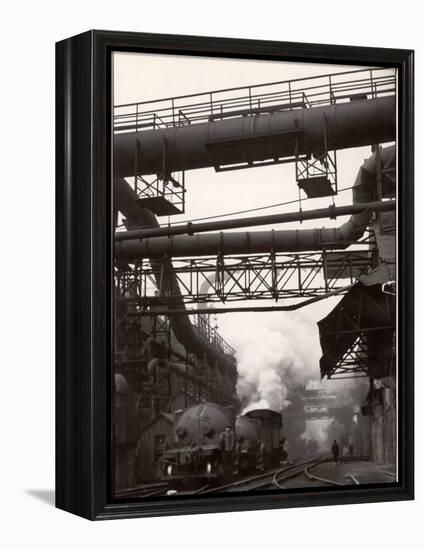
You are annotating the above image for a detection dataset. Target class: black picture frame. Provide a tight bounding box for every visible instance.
[56,30,414,520]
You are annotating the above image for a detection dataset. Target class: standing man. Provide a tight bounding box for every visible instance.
[331,439,340,464]
[279,437,288,464]
[220,424,235,474]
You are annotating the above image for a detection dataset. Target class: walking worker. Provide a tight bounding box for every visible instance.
[220,424,235,473]
[331,439,340,464]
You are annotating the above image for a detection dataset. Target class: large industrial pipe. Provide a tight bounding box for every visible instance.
[115,200,395,242]
[115,177,237,371]
[114,96,395,177]
[115,145,396,261]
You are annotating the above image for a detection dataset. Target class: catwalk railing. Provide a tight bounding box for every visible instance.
[114,68,395,133]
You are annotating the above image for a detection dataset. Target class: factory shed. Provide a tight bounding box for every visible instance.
[135,412,175,481]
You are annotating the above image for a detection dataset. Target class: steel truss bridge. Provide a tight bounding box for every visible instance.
[115,245,375,309]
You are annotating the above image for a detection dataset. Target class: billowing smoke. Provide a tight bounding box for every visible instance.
[236,328,305,412]
[300,418,334,452]
[218,300,335,413]
[218,294,369,420]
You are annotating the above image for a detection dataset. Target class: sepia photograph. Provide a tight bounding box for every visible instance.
[111,52,397,500]
[1,0,418,543]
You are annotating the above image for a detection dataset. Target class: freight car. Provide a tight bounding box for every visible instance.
[244,409,283,470]
[157,402,283,481]
[235,414,260,474]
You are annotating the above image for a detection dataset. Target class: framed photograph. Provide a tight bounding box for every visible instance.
[56,30,414,520]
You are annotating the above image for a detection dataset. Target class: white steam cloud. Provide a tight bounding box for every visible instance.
[300,419,333,451]
[218,299,338,413]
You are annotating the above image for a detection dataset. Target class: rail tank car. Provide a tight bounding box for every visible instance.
[159,402,235,480]
[158,402,283,481]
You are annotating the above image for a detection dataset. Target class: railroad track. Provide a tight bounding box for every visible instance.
[304,459,362,486]
[197,456,327,494]
[114,481,170,499]
[199,455,364,493]
[116,455,363,499]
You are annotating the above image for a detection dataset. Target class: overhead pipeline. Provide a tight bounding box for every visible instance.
[115,145,396,261]
[114,96,395,177]
[115,200,394,242]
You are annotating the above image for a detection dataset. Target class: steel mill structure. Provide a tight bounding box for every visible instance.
[113,68,397,490]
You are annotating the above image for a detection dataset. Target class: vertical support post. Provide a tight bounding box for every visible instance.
[375,146,383,234]
[297,255,302,295]
[181,170,186,213]
[133,104,139,195]
[161,136,167,198]
[323,248,329,293]
[370,69,375,99]
[184,353,188,409]
[166,318,172,410]
[270,230,278,302]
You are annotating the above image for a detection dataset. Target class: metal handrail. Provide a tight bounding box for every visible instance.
[114,68,395,133]
[192,313,236,357]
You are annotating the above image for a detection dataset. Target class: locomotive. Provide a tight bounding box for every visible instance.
[244,409,284,470]
[158,401,283,481]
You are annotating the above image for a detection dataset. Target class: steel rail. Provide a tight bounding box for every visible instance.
[271,459,324,490]
[196,466,285,495]
[197,456,324,494]
[304,462,345,486]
